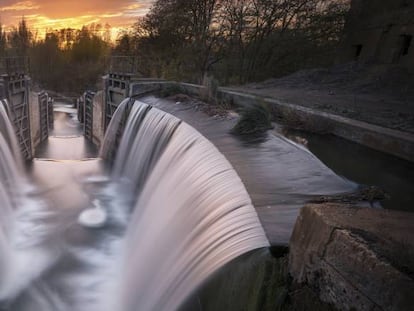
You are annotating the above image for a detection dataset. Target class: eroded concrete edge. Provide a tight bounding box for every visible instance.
[289,204,414,311]
[221,88,414,162]
[128,81,414,162]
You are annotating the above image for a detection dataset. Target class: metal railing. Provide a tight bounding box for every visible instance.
[0,57,29,75]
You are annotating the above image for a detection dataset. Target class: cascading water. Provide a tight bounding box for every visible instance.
[0,100,27,294]
[0,99,23,173]
[0,100,60,305]
[103,100,269,311]
[1,96,269,311]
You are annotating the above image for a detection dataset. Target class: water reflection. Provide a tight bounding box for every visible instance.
[284,130,414,212]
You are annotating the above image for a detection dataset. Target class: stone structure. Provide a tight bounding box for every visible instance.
[103,73,134,130]
[103,56,143,131]
[289,203,414,311]
[28,91,41,150]
[0,57,51,159]
[92,90,105,147]
[83,91,95,142]
[125,81,414,162]
[338,0,414,69]
[0,57,33,160]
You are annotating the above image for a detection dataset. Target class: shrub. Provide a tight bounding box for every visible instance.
[231,101,273,135]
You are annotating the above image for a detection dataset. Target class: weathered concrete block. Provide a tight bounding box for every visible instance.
[289,204,414,311]
[92,91,104,147]
[29,91,40,154]
[129,81,165,97]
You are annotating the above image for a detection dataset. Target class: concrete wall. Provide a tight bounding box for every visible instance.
[125,81,413,162]
[103,75,166,131]
[0,74,33,160]
[83,91,95,142]
[338,0,414,69]
[289,204,414,311]
[81,90,109,148]
[29,91,41,154]
[1,72,52,159]
[104,74,132,131]
[92,90,105,147]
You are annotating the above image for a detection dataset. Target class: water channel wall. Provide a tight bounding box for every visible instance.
[0,73,32,159]
[178,82,414,162]
[0,72,51,160]
[0,73,53,160]
[92,90,105,147]
[81,75,166,148]
[88,79,413,162]
[28,90,40,149]
[29,90,51,150]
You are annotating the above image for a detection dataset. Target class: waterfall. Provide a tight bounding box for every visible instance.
[0,100,21,256]
[0,100,60,303]
[0,100,23,173]
[107,100,269,311]
[1,97,269,311]
[100,98,133,163]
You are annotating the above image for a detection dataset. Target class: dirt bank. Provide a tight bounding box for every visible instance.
[231,62,414,134]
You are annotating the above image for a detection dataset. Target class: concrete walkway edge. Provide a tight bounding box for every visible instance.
[127,81,414,162]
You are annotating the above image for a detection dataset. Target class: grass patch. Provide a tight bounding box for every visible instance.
[276,107,334,134]
[159,83,187,98]
[231,101,273,135]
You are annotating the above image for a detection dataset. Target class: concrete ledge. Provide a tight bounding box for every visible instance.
[289,204,414,311]
[127,81,414,162]
[29,91,41,153]
[129,80,168,98]
[221,88,414,162]
[92,91,104,147]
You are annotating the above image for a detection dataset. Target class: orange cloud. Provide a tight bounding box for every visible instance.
[0,1,39,12]
[0,0,154,40]
[126,3,143,10]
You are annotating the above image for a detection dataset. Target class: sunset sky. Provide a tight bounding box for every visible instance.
[0,0,155,40]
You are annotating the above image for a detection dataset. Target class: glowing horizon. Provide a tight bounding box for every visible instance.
[0,0,154,41]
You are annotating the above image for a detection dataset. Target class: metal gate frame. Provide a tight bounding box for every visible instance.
[84,91,95,141]
[104,73,131,131]
[38,91,49,142]
[1,74,33,160]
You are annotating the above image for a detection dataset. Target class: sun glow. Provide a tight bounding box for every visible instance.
[0,0,154,41]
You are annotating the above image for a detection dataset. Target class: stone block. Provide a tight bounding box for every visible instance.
[289,204,414,311]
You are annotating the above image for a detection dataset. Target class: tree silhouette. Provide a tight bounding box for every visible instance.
[125,0,350,84]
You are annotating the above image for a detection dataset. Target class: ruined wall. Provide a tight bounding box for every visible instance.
[338,0,414,69]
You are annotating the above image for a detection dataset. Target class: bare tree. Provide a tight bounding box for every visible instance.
[8,18,32,56]
[125,0,350,84]
[0,23,6,56]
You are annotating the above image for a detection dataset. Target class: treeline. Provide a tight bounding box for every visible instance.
[120,0,350,84]
[0,19,110,95]
[1,0,351,94]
